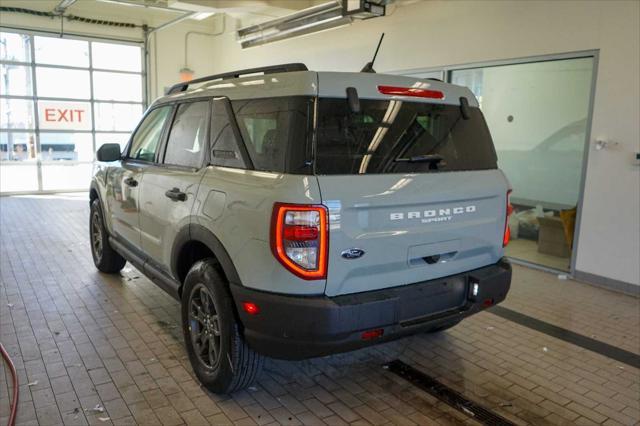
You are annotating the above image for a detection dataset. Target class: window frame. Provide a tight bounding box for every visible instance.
[208,96,254,171]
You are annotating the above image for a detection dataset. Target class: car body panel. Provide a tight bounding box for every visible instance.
[139,165,204,272]
[318,170,508,296]
[193,165,326,295]
[104,160,146,249]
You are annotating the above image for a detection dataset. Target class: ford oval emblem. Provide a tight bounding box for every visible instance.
[341,248,365,259]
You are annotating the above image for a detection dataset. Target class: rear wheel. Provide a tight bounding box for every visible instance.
[181,259,263,393]
[90,199,126,273]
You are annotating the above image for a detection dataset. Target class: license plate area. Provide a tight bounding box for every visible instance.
[397,275,468,322]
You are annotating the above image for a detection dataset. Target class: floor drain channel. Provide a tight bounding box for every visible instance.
[385,360,516,426]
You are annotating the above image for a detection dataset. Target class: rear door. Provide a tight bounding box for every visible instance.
[139,100,209,272]
[314,97,509,296]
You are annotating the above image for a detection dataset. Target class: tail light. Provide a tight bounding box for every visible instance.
[271,203,328,280]
[378,85,445,100]
[503,190,514,247]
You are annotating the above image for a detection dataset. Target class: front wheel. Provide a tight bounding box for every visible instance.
[181,259,263,393]
[90,199,126,273]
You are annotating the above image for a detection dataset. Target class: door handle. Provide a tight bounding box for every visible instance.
[124,177,138,187]
[165,187,187,202]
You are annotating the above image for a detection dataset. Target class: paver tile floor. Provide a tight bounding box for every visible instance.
[1,194,639,426]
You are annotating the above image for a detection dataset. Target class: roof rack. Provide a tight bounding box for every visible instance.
[166,63,308,95]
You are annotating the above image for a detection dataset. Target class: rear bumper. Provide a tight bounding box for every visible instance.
[230,258,511,360]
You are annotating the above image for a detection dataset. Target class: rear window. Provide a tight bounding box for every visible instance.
[315,98,497,175]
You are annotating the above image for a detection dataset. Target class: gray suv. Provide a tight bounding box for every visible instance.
[90,63,512,393]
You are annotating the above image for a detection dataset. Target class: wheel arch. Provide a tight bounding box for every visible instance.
[172,224,242,296]
[89,181,100,204]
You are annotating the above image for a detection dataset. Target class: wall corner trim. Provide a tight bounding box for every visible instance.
[573,270,640,297]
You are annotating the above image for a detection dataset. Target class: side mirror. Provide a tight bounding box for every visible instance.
[96,143,121,162]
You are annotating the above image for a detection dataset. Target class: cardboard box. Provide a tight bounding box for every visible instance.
[537,216,571,258]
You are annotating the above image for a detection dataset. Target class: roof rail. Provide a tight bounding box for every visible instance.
[166,63,308,95]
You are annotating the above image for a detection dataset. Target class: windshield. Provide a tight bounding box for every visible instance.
[314,98,497,175]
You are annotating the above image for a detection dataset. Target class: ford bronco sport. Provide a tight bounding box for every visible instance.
[90,63,512,393]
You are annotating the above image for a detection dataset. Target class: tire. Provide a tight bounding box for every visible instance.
[181,259,264,394]
[427,319,461,333]
[90,199,126,273]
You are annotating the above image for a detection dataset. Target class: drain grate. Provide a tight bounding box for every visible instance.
[385,360,516,426]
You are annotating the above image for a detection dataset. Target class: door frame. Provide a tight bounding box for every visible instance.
[391,49,600,277]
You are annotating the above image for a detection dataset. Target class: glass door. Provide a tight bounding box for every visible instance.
[450,57,594,271]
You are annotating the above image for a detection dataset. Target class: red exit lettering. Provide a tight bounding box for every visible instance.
[44,108,85,123]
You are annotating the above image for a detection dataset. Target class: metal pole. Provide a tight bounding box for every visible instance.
[148,12,196,35]
[89,41,97,162]
[28,34,43,191]
[143,24,149,107]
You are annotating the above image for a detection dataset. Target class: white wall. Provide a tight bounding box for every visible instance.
[147,16,225,102]
[200,0,639,286]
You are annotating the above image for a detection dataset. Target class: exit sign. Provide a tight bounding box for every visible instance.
[38,101,92,131]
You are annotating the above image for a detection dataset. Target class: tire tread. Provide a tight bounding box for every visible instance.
[182,259,263,393]
[90,199,126,274]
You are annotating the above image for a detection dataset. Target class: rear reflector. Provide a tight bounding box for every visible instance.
[243,302,260,315]
[271,203,328,280]
[283,225,318,241]
[378,85,445,100]
[503,190,513,247]
[361,329,384,340]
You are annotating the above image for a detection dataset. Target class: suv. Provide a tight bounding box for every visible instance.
[90,63,512,393]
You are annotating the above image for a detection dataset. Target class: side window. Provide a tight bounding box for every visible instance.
[210,98,246,169]
[233,98,281,171]
[129,106,172,162]
[164,101,209,168]
[231,97,309,173]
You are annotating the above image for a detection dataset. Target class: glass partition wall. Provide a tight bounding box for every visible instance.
[449,58,594,272]
[402,55,595,272]
[0,31,144,193]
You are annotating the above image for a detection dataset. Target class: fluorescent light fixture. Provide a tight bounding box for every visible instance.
[95,0,182,12]
[238,1,354,48]
[240,16,351,49]
[192,12,214,21]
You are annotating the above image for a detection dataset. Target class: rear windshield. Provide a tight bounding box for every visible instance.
[314,98,497,175]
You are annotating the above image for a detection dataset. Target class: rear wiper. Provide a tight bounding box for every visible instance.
[394,154,444,163]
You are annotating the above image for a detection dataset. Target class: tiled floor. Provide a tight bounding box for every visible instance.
[1,194,639,426]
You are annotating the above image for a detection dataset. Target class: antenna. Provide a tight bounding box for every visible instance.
[360,33,385,73]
